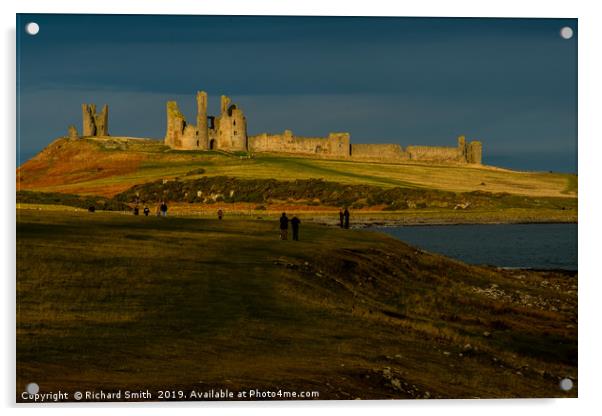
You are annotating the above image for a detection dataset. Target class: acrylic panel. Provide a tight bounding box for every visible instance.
[16,14,577,403]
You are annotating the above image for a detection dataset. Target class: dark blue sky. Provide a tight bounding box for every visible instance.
[17,14,577,172]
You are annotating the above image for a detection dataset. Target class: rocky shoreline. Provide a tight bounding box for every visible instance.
[316,217,578,229]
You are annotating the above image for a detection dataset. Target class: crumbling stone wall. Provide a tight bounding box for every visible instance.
[405,145,462,162]
[248,130,350,158]
[404,136,482,164]
[350,144,408,161]
[81,104,109,136]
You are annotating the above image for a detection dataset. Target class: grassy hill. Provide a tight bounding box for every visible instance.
[17,209,577,400]
[17,137,577,198]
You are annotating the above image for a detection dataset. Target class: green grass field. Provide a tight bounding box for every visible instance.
[17,208,577,400]
[18,138,577,199]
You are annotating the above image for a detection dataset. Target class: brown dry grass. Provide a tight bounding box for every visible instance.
[17,209,577,401]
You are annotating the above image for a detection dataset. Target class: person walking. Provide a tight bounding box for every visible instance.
[339,209,344,228]
[291,215,301,241]
[217,208,224,220]
[133,205,139,216]
[343,208,350,229]
[143,206,150,216]
[160,201,168,217]
[279,212,289,240]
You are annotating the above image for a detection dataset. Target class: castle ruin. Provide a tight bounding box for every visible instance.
[165,92,247,152]
[74,92,483,165]
[82,104,109,137]
[162,90,482,164]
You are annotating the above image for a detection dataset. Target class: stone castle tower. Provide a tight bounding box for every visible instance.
[213,95,247,151]
[165,91,248,151]
[457,135,482,164]
[82,104,109,137]
[196,91,209,149]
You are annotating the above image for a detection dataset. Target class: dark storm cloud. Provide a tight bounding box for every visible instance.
[17,15,577,172]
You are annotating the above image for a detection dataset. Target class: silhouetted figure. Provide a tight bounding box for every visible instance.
[160,202,168,217]
[343,208,350,229]
[339,209,344,228]
[291,216,301,241]
[88,205,95,213]
[217,209,224,220]
[279,212,289,240]
[133,206,139,216]
[143,206,150,216]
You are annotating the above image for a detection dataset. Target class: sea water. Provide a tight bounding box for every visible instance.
[375,223,577,270]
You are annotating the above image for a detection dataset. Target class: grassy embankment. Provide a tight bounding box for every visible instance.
[17,209,577,400]
[16,137,577,225]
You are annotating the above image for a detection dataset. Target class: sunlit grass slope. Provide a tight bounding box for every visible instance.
[17,137,577,198]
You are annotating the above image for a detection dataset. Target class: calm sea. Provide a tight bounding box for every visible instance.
[375,223,577,270]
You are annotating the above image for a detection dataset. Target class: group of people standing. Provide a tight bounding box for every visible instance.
[133,201,168,217]
[279,213,301,241]
[129,202,350,240]
[339,208,350,229]
[279,208,351,241]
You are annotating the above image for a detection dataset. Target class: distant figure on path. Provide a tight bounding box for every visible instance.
[339,209,344,228]
[279,212,289,240]
[160,201,168,217]
[343,208,350,229]
[133,206,139,216]
[291,216,301,241]
[88,205,95,213]
[217,208,224,220]
[143,206,150,216]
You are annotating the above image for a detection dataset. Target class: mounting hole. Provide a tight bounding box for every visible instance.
[560,26,573,40]
[25,22,40,36]
[26,382,39,394]
[559,378,573,391]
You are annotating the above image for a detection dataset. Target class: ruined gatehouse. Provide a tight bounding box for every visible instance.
[164,92,247,152]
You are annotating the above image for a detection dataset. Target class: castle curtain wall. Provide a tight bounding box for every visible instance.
[248,131,350,158]
[350,144,408,161]
[404,145,463,163]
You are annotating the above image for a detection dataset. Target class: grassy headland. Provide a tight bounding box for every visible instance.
[17,208,577,400]
[16,137,577,225]
[17,137,577,198]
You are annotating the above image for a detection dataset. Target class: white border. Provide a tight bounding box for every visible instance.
[3,1,601,415]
